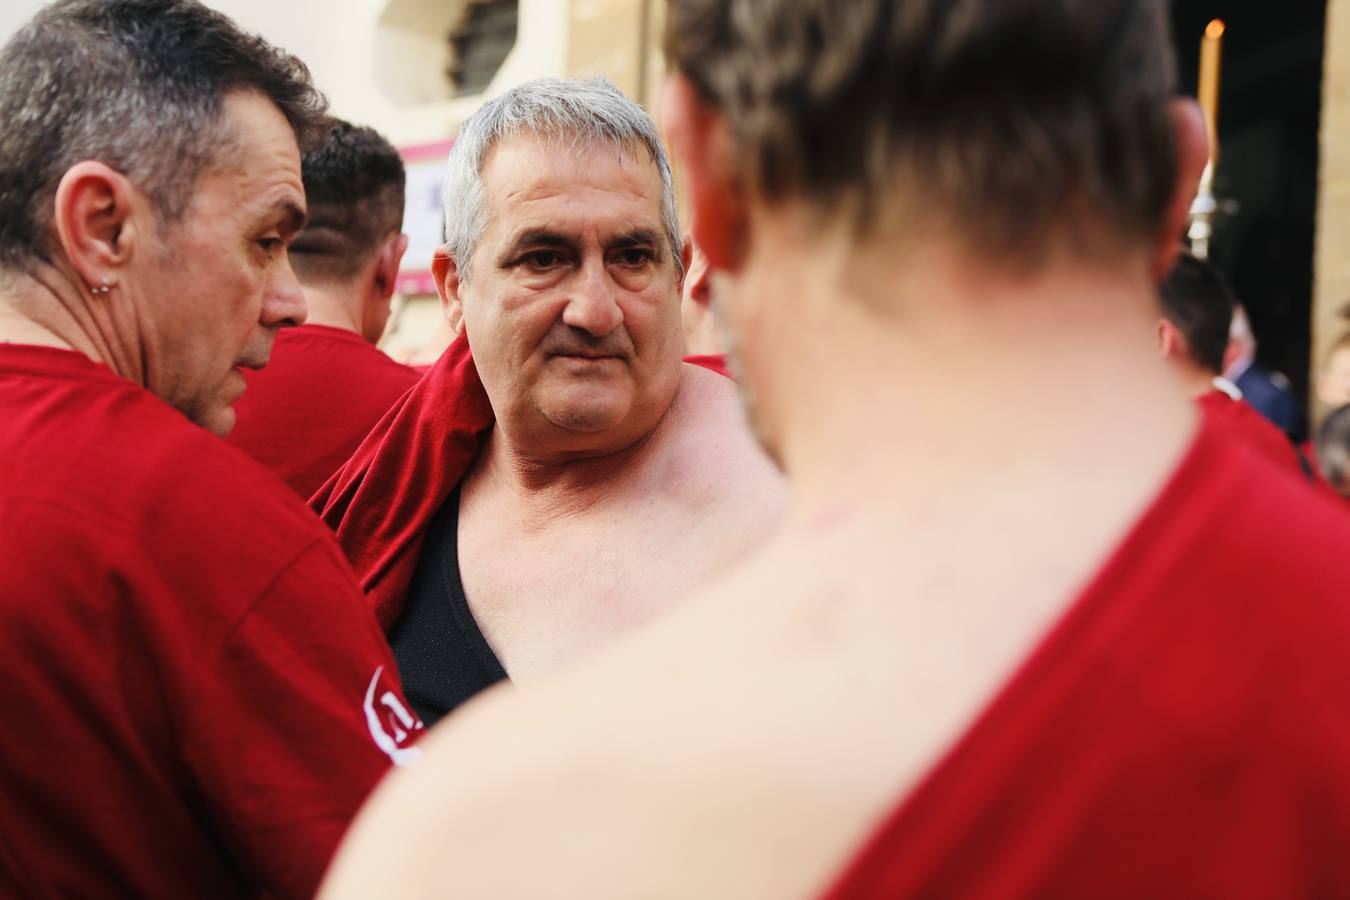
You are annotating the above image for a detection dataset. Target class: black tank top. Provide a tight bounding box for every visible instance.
[389,486,508,727]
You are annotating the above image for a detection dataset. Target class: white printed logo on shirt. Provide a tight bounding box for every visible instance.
[364,666,424,767]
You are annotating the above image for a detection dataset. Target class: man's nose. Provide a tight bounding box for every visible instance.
[260,255,308,329]
[561,262,622,337]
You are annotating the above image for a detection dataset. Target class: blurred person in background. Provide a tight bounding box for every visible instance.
[1315,404,1350,500]
[1158,252,1303,474]
[321,1,1350,898]
[1224,301,1304,440]
[1315,330,1350,410]
[0,3,420,897]
[229,118,420,499]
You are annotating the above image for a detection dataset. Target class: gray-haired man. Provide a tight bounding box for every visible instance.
[0,2,420,897]
[331,77,786,726]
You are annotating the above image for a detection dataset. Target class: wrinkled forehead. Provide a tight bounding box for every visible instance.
[478,132,664,237]
[176,91,306,224]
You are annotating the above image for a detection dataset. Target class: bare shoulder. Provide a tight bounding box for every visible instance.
[677,358,748,426]
[672,361,784,497]
[319,555,886,900]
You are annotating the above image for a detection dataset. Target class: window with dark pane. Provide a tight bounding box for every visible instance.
[446,0,519,97]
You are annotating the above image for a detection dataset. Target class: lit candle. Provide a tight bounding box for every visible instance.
[1198,19,1225,165]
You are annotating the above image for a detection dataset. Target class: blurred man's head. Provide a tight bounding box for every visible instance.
[289,119,408,344]
[433,77,690,461]
[1158,252,1234,382]
[0,0,326,435]
[662,0,1204,452]
[1316,332,1350,409]
[1316,403,1350,497]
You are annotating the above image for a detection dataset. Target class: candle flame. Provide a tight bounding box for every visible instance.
[1205,19,1225,39]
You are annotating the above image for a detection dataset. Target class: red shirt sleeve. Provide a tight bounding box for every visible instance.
[175,538,423,899]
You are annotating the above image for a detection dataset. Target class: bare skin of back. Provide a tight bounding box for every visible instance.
[459,362,785,681]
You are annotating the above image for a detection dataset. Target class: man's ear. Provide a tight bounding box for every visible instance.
[52,161,138,290]
[1152,99,1209,282]
[432,246,466,336]
[1221,335,1244,376]
[372,232,410,301]
[1157,318,1186,361]
[661,74,747,273]
[677,232,693,294]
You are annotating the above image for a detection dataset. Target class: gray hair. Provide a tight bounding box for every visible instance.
[0,0,327,273]
[443,76,683,282]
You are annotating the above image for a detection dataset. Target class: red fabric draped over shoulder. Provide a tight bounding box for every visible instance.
[309,335,493,630]
[311,337,732,630]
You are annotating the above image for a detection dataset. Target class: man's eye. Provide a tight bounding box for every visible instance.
[615,249,654,267]
[523,251,563,270]
[258,238,284,257]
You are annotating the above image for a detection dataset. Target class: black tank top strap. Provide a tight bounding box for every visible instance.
[389,485,509,727]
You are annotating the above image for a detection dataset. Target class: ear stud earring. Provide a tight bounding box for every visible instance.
[91,275,114,296]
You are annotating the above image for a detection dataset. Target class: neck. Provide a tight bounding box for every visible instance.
[1179,364,1220,398]
[0,264,142,382]
[299,283,362,338]
[741,228,1196,521]
[471,379,687,525]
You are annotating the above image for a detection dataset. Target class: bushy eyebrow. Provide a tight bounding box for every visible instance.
[274,200,307,236]
[608,228,664,259]
[496,228,578,268]
[495,226,667,268]
[248,194,306,238]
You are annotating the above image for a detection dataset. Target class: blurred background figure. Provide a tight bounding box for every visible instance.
[229,118,421,499]
[1159,252,1304,474]
[1223,302,1304,441]
[1314,330,1350,409]
[1315,403,1350,499]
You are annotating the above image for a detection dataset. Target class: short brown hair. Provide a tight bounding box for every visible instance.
[288,119,406,284]
[665,0,1178,261]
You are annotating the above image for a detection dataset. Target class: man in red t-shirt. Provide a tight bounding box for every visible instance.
[229,119,420,499]
[1158,251,1305,474]
[0,3,420,898]
[321,2,1350,899]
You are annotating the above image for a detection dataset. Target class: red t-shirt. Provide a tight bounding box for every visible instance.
[1197,388,1303,474]
[824,419,1350,899]
[0,345,422,899]
[228,324,421,500]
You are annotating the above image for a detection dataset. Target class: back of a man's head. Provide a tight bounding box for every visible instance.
[1159,252,1235,376]
[289,119,406,286]
[665,0,1177,262]
[0,0,326,275]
